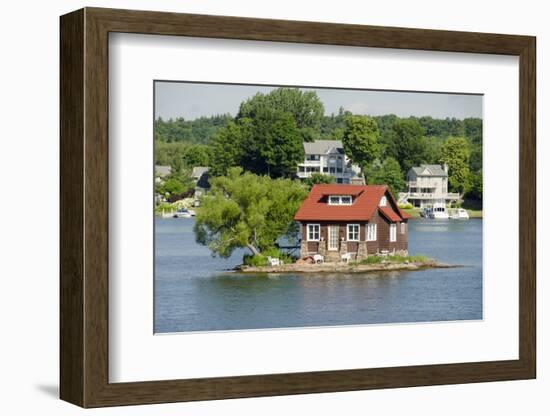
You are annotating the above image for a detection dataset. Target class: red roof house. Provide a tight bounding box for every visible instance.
[294,184,410,261]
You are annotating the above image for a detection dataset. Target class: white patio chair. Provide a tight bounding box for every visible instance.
[267,256,280,266]
[341,253,352,263]
[313,254,324,264]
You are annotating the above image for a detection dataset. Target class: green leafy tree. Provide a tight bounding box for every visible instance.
[241,108,304,178]
[384,119,428,174]
[209,121,249,177]
[466,171,483,200]
[366,158,405,196]
[342,115,380,176]
[304,173,335,188]
[194,168,308,257]
[237,87,324,141]
[440,136,471,194]
[155,141,212,169]
[424,136,444,164]
[154,114,232,144]
[182,144,212,167]
[156,177,185,196]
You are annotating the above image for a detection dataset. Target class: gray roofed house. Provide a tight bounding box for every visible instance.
[155,165,172,177]
[191,166,209,180]
[155,165,172,184]
[409,164,448,177]
[191,167,210,203]
[302,140,345,156]
[399,163,460,208]
[297,140,361,184]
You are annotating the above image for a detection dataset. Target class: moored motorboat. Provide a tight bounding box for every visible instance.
[173,208,192,218]
[450,208,469,220]
[425,202,449,219]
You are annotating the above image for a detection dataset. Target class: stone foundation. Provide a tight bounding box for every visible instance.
[357,242,367,260]
[300,240,408,262]
[300,241,309,258]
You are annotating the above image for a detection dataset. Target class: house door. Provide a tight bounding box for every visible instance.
[328,226,339,251]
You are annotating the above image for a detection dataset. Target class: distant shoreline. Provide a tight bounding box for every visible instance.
[402,208,483,219]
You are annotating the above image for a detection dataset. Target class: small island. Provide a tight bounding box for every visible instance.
[237,255,460,274]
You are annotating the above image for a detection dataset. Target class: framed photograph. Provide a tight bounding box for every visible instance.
[60,7,536,408]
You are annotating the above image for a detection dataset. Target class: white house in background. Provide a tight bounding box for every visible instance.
[398,163,460,208]
[296,140,363,184]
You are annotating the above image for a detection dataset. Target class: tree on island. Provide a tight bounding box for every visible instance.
[440,136,471,195]
[304,173,335,188]
[342,115,380,178]
[194,168,308,258]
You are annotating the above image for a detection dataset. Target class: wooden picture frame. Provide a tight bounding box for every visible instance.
[60,7,536,408]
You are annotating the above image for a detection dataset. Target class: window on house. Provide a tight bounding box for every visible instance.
[390,223,397,242]
[328,195,353,205]
[380,196,387,206]
[401,222,406,234]
[340,195,352,204]
[347,224,360,241]
[307,224,320,241]
[366,223,377,241]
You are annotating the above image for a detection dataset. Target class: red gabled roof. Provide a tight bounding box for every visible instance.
[294,184,409,222]
[379,205,401,222]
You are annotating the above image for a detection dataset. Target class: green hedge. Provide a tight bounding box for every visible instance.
[242,247,295,266]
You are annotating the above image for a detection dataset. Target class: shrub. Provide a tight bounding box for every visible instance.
[359,256,384,264]
[242,254,268,267]
[357,254,430,265]
[261,247,295,264]
[398,202,414,209]
[242,247,297,266]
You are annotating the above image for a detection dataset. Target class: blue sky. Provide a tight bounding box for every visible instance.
[155,81,482,121]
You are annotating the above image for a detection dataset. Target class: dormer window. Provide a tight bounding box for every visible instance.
[328,195,352,205]
[379,196,387,206]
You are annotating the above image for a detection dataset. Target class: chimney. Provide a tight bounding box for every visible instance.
[443,163,448,173]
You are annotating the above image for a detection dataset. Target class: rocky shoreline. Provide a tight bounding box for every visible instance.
[235,260,461,274]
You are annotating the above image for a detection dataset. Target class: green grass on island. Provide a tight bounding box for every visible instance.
[351,254,431,265]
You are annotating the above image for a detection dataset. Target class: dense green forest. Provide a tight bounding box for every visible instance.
[155,88,482,201]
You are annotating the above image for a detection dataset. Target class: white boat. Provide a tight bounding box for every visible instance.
[173,208,192,218]
[425,202,449,219]
[450,208,470,220]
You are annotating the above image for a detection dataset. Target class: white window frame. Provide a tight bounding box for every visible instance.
[340,195,352,205]
[307,223,320,241]
[379,195,387,206]
[328,195,353,205]
[347,224,360,241]
[366,223,377,241]
[390,223,397,242]
[401,222,406,234]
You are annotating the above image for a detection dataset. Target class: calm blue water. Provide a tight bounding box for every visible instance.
[154,218,482,333]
